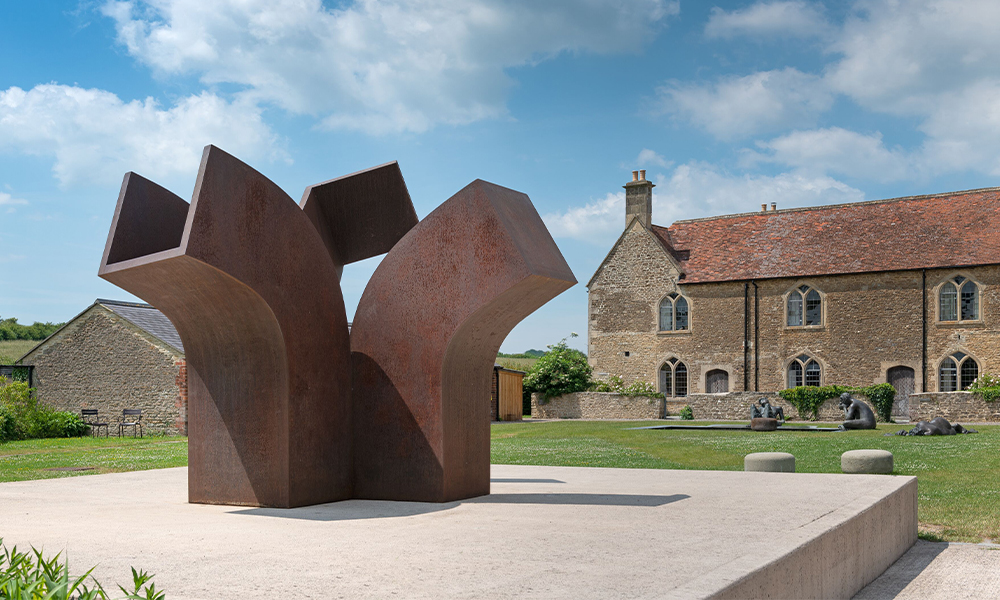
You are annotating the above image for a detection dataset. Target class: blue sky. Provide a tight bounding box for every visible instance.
[2,0,1000,352]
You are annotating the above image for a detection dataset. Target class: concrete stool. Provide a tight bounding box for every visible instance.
[841,449,894,474]
[744,452,795,472]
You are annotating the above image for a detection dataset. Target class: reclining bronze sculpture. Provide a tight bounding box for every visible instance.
[892,417,977,436]
[99,146,576,507]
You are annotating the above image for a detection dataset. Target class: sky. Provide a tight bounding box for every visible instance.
[3,0,1000,353]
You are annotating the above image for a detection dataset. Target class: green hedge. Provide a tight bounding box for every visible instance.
[0,377,88,442]
[779,383,896,422]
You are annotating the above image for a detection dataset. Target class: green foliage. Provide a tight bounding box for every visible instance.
[0,538,164,599]
[497,349,545,359]
[679,405,694,420]
[0,377,88,442]
[590,375,664,399]
[856,383,896,423]
[968,372,1000,403]
[778,385,852,420]
[0,317,62,342]
[522,337,592,401]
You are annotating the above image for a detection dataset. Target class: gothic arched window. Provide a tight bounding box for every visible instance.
[787,285,822,327]
[939,352,979,391]
[659,358,688,397]
[658,293,689,332]
[787,354,821,388]
[939,276,979,322]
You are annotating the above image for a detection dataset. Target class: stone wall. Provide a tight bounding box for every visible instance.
[666,392,845,422]
[531,392,663,420]
[589,227,1000,400]
[907,392,1000,422]
[22,306,187,435]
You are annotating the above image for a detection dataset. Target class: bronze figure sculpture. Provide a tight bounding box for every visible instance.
[99,145,576,508]
[750,398,784,422]
[837,393,877,430]
[892,417,977,436]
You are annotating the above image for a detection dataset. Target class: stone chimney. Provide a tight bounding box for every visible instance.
[624,169,654,229]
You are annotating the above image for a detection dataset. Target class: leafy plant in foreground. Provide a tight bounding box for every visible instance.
[522,335,592,402]
[0,538,165,599]
[679,406,694,420]
[967,372,1000,403]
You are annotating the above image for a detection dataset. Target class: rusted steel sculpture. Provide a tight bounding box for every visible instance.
[99,145,575,508]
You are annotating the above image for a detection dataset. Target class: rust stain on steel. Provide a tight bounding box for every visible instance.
[351,180,576,502]
[99,147,575,507]
[99,146,357,508]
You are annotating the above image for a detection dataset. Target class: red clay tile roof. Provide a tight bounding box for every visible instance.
[651,187,1000,283]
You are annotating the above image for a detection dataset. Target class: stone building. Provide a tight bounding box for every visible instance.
[588,171,1000,415]
[20,299,187,435]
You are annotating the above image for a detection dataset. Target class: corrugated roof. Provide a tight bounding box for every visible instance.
[97,299,184,353]
[650,187,1000,283]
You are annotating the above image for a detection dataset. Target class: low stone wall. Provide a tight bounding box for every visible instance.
[908,392,1000,422]
[666,391,845,422]
[531,392,662,419]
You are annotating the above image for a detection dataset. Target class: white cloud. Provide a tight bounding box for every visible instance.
[637,149,671,168]
[705,1,830,40]
[752,127,911,182]
[544,162,864,243]
[0,192,27,207]
[658,68,833,140]
[0,84,283,187]
[102,0,678,134]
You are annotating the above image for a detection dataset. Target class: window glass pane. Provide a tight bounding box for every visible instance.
[939,358,957,392]
[939,282,957,321]
[961,281,979,320]
[805,290,822,325]
[675,297,688,331]
[675,362,688,397]
[660,365,672,396]
[787,292,803,326]
[659,299,673,331]
[960,359,979,390]
[804,361,821,386]
[788,362,802,388]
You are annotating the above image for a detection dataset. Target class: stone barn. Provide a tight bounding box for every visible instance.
[19,299,187,435]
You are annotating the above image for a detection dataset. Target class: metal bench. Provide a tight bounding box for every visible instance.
[81,409,109,437]
[118,409,143,438]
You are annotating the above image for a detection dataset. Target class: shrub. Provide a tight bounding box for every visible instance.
[590,375,664,399]
[968,372,1000,403]
[778,385,852,420]
[856,383,896,423]
[679,405,694,420]
[0,537,165,599]
[523,338,592,401]
[0,377,88,441]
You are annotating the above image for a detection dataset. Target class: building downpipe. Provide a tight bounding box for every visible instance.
[922,269,927,393]
[743,282,750,391]
[752,280,759,392]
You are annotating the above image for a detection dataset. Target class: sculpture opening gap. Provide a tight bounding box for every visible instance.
[98,145,576,508]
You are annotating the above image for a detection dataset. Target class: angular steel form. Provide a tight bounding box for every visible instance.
[351,180,577,501]
[99,146,574,508]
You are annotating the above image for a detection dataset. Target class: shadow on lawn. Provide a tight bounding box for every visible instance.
[230,492,689,521]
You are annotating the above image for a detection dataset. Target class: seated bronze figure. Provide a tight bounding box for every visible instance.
[838,393,876,430]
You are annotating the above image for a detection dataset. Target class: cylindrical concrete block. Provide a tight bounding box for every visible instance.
[841,449,894,474]
[744,452,795,472]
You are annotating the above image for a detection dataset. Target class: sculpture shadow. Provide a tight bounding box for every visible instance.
[490,478,566,484]
[229,493,689,522]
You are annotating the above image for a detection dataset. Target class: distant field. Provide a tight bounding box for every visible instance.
[496,357,537,370]
[0,340,39,363]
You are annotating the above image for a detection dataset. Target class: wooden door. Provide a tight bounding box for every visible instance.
[498,371,523,421]
[706,369,729,394]
[887,366,914,419]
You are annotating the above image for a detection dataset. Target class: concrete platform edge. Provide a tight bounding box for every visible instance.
[667,476,918,599]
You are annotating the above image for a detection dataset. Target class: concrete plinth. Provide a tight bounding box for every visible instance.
[0,465,916,599]
[843,449,895,474]
[745,452,795,472]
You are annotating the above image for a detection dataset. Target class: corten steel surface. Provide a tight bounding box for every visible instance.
[351,180,577,502]
[99,146,363,508]
[99,147,575,507]
[300,161,418,279]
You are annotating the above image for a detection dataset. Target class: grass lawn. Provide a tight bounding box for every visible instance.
[0,340,39,363]
[0,436,187,482]
[491,420,1000,543]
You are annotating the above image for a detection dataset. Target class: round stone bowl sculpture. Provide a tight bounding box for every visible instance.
[750,418,779,431]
